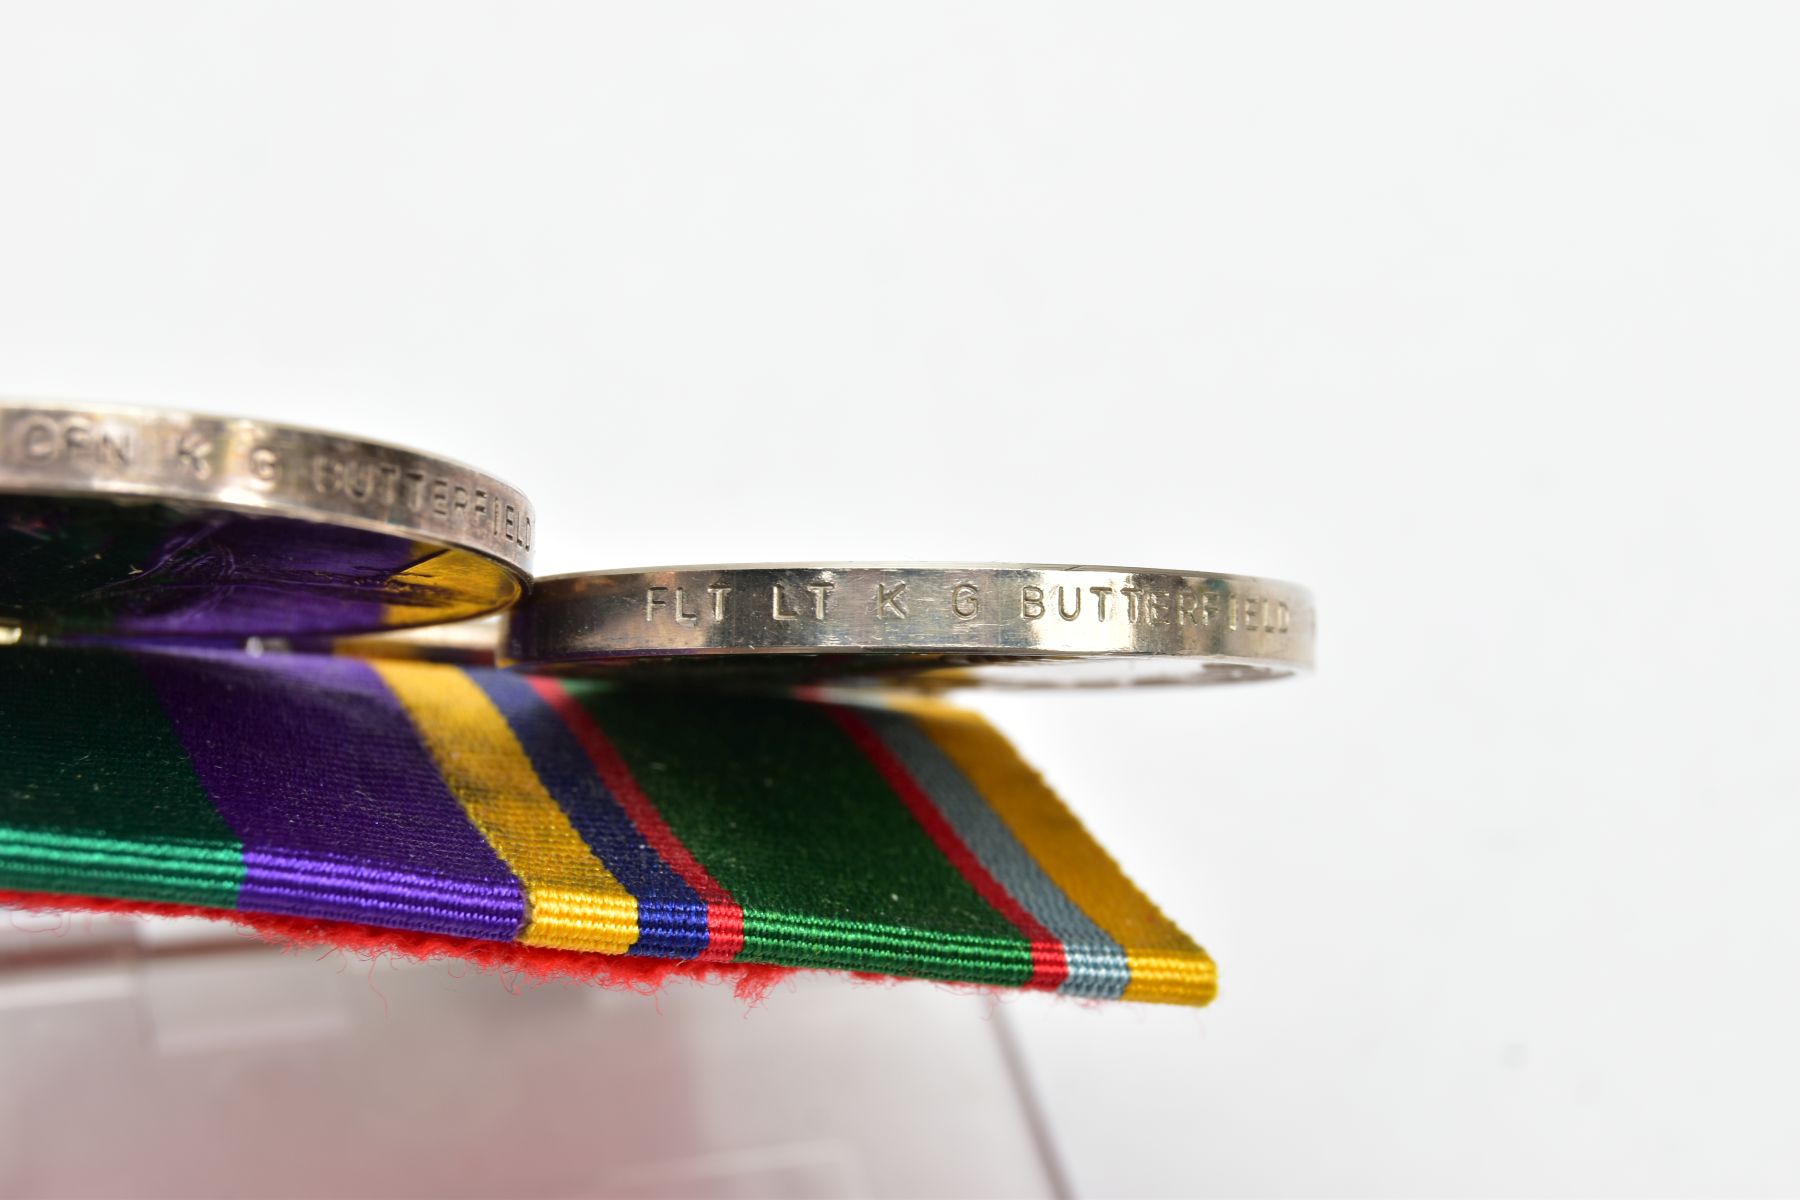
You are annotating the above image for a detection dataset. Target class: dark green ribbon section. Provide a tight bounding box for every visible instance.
[570,689,1036,984]
[0,649,244,905]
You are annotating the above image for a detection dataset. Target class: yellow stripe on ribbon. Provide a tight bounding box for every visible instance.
[373,660,638,953]
[907,701,1217,1006]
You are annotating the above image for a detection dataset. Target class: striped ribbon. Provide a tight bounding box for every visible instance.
[0,645,1214,1005]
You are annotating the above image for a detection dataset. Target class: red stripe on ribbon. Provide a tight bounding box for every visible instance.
[827,705,1069,992]
[527,677,747,963]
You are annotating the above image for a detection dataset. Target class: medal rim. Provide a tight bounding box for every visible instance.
[505,562,1315,687]
[0,399,535,578]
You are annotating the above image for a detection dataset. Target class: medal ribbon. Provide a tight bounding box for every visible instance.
[0,644,1214,1005]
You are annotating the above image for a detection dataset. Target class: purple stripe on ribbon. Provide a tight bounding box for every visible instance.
[140,648,525,940]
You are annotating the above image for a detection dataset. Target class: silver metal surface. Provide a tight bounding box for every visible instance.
[280,614,506,666]
[0,401,534,635]
[505,564,1314,688]
[0,402,535,572]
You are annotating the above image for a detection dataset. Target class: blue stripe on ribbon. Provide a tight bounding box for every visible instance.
[471,670,712,959]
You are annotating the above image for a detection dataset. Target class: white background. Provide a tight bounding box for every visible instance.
[2,4,1797,1196]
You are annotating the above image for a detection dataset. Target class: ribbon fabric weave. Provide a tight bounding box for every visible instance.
[0,645,1214,1005]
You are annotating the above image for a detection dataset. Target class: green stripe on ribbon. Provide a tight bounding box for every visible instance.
[566,687,1035,985]
[0,649,243,905]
